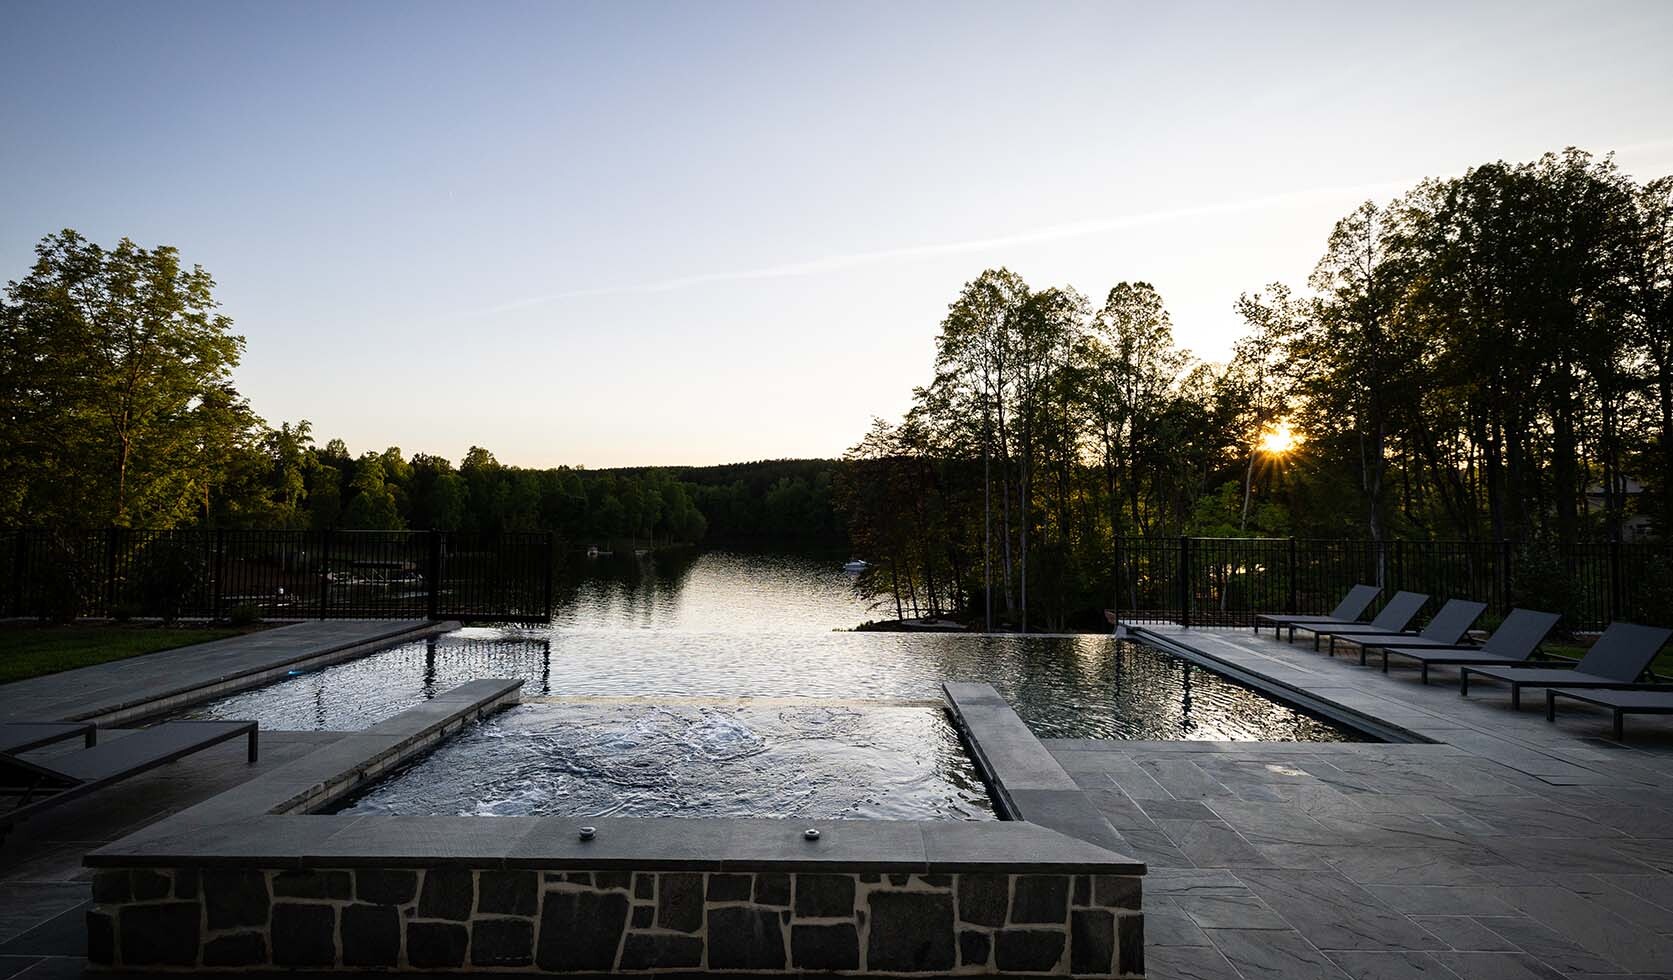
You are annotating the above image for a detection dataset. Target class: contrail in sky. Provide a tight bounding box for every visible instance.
[469,179,1416,316]
[472,138,1673,316]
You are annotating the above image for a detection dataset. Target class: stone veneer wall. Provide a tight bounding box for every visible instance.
[88,866,1143,976]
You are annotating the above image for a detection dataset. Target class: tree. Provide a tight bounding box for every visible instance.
[342,453,405,530]
[1628,177,1673,535]
[0,230,247,527]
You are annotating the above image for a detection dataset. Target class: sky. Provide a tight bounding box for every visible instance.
[4,1,1672,468]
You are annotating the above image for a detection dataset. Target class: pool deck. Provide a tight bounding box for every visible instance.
[0,619,442,726]
[1064,624,1673,979]
[5,623,1673,978]
[0,620,449,979]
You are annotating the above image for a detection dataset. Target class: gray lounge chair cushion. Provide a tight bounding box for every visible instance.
[1323,599,1486,645]
[0,722,94,756]
[1467,666,1620,687]
[1257,585,1380,625]
[1314,591,1427,634]
[1383,609,1561,659]
[1398,650,1528,667]
[44,722,253,783]
[1574,623,1673,682]
[1553,689,1673,710]
[1468,622,1672,687]
[1321,584,1382,621]
[1477,610,1564,657]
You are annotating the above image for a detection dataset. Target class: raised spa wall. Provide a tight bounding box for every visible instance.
[89,867,1141,975]
[86,680,1146,977]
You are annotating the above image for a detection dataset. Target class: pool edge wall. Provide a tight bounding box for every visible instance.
[86,681,1146,978]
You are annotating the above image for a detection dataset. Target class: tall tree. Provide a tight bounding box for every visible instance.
[0,230,248,527]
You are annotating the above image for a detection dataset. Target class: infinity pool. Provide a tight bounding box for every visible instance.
[183,629,1361,741]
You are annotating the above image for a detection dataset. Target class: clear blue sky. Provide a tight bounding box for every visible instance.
[4,1,1671,467]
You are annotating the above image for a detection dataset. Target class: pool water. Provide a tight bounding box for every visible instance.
[181,551,1363,821]
[183,630,1360,742]
[331,701,995,821]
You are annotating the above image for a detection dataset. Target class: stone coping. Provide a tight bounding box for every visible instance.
[943,683,1133,857]
[89,680,1146,878]
[85,814,1141,874]
[1130,625,1425,743]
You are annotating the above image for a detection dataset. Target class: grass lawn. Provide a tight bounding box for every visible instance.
[0,624,257,685]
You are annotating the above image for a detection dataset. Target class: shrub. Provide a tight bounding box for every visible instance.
[132,539,207,625]
[109,600,143,623]
[31,534,98,624]
[1509,538,1580,636]
[228,603,262,627]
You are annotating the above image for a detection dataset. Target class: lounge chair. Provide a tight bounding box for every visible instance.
[1314,596,1482,662]
[1546,686,1673,739]
[0,721,96,754]
[1459,622,1673,709]
[1371,608,1562,683]
[1296,591,1429,653]
[1254,584,1381,640]
[0,720,257,839]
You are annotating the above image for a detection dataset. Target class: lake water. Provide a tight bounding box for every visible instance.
[550,547,879,633]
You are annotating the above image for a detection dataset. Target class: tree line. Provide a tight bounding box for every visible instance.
[0,229,845,548]
[837,148,1672,628]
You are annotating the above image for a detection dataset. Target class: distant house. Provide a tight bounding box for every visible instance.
[1584,477,1655,540]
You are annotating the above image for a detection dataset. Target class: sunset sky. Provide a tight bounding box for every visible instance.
[4,1,1671,467]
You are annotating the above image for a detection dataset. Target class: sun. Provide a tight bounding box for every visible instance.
[1257,421,1299,455]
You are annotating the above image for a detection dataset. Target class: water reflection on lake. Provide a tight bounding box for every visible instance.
[551,548,879,633]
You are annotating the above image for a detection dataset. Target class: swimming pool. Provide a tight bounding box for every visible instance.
[182,628,1361,741]
[331,700,996,821]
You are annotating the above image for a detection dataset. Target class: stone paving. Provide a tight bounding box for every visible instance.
[1066,625,1673,980]
[0,730,343,979]
[0,619,435,980]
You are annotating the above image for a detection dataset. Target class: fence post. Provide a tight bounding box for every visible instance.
[1608,538,1623,623]
[212,529,225,622]
[1178,536,1192,630]
[426,530,442,621]
[1499,540,1513,617]
[1287,537,1298,613]
[104,528,120,616]
[12,531,27,617]
[318,529,331,620]
[1112,533,1123,626]
[543,531,556,621]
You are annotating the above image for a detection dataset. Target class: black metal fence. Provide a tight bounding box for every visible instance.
[0,529,555,623]
[1111,537,1671,632]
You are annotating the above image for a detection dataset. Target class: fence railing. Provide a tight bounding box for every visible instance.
[1111,536,1670,632]
[0,529,555,623]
